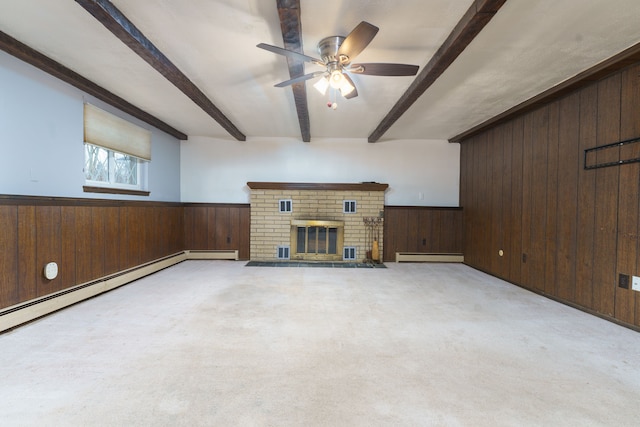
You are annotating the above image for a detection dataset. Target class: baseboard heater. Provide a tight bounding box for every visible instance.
[186,250,238,260]
[396,252,464,263]
[0,249,243,333]
[0,252,193,333]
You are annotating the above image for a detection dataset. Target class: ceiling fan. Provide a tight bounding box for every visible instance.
[257,21,419,100]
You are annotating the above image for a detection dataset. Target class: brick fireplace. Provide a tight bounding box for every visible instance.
[247,182,388,262]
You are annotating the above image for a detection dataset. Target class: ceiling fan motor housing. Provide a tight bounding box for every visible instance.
[318,36,348,65]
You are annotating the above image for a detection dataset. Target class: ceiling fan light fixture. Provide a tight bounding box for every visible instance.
[329,69,344,89]
[313,76,330,95]
[339,78,355,96]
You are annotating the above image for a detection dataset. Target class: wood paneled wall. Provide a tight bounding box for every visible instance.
[459,63,640,328]
[184,204,250,260]
[0,197,184,310]
[383,206,463,262]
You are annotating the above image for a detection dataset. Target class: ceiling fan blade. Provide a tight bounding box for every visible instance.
[341,73,358,99]
[349,63,419,76]
[337,21,379,62]
[274,71,326,88]
[257,43,323,65]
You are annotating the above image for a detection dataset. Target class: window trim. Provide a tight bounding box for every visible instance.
[84,143,149,196]
[83,185,150,196]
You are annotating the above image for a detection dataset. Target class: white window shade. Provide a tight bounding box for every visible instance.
[83,103,151,161]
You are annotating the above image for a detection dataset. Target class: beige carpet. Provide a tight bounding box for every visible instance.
[1,261,639,426]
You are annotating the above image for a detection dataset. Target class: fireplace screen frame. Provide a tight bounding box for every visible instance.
[290,219,344,261]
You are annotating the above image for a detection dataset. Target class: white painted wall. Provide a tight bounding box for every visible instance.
[0,51,181,202]
[181,136,460,206]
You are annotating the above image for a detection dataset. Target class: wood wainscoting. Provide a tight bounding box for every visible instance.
[459,62,640,329]
[0,196,184,312]
[183,203,250,261]
[383,206,463,263]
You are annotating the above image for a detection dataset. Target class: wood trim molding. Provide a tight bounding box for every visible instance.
[0,194,184,207]
[450,41,640,142]
[0,30,187,140]
[276,0,311,143]
[83,186,150,197]
[246,182,389,191]
[385,206,463,210]
[368,0,507,142]
[75,0,246,141]
[182,202,250,208]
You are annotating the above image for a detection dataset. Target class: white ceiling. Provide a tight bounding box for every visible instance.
[1,0,640,142]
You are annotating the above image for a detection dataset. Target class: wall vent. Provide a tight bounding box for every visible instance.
[277,245,290,259]
[343,246,357,261]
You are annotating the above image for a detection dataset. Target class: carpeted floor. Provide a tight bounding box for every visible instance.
[1,261,639,426]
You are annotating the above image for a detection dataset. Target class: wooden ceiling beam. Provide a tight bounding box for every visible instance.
[276,0,311,143]
[0,30,187,140]
[75,0,246,141]
[368,0,507,142]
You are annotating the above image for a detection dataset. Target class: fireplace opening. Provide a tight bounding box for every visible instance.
[291,220,344,261]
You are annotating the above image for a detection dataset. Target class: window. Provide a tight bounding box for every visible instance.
[279,199,292,213]
[343,246,357,261]
[84,143,146,190]
[83,103,151,195]
[343,200,357,213]
[277,245,290,259]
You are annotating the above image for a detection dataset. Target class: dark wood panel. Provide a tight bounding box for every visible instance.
[75,206,93,284]
[35,206,62,298]
[91,207,106,279]
[0,206,18,307]
[574,85,598,309]
[415,208,427,251]
[617,65,640,326]
[477,133,490,270]
[490,126,504,276]
[615,64,640,326]
[555,92,580,302]
[239,206,251,260]
[508,117,524,285]
[544,102,560,296]
[104,207,120,276]
[382,207,399,262]
[530,106,549,292]
[193,207,209,250]
[592,74,621,317]
[405,209,420,253]
[460,141,473,260]
[500,121,513,280]
[520,112,534,289]
[183,207,195,249]
[18,206,37,302]
[228,207,241,251]
[215,207,230,250]
[60,206,77,293]
[207,207,218,249]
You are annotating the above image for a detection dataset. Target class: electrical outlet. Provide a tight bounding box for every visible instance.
[633,276,640,292]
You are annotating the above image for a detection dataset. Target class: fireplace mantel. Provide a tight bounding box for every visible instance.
[247,182,389,192]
